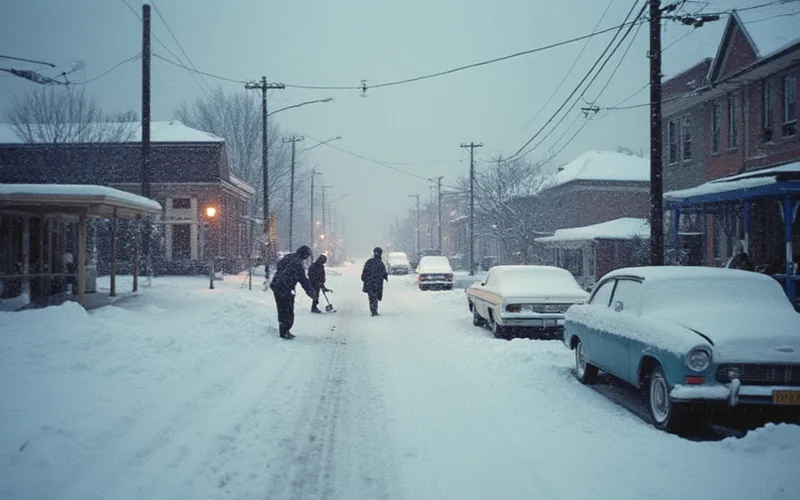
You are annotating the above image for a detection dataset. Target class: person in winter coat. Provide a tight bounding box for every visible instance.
[308,254,332,313]
[361,247,388,316]
[269,245,316,340]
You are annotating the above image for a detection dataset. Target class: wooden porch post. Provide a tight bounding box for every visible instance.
[22,216,30,296]
[110,209,118,297]
[133,215,140,293]
[77,210,87,306]
[784,195,793,300]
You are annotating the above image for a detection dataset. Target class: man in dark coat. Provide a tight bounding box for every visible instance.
[308,254,331,313]
[361,247,388,316]
[269,245,315,339]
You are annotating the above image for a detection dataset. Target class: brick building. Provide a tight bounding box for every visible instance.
[661,9,799,270]
[0,121,255,274]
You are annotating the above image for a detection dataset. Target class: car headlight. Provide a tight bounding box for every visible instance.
[686,349,711,372]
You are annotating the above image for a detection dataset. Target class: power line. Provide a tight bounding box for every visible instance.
[508,0,646,161]
[0,54,56,67]
[151,53,249,84]
[150,0,215,95]
[504,0,618,146]
[70,53,141,85]
[282,18,646,92]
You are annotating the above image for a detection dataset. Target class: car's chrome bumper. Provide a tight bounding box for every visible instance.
[670,381,800,407]
[500,315,566,328]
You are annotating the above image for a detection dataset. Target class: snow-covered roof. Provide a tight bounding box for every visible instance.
[0,183,162,216]
[547,150,650,190]
[535,218,650,244]
[736,6,800,58]
[228,174,256,195]
[0,120,224,144]
[665,161,800,201]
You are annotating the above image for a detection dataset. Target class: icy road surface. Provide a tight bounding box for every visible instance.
[2,262,799,500]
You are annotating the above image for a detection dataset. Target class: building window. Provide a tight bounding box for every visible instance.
[763,79,774,142]
[668,120,678,163]
[712,102,722,153]
[784,73,797,137]
[681,115,692,161]
[172,198,191,209]
[727,95,738,149]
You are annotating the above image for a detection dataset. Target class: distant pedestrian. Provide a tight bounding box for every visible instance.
[361,247,388,316]
[308,254,332,313]
[269,245,316,340]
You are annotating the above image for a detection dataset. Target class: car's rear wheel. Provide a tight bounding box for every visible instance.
[490,313,510,340]
[472,305,485,327]
[648,364,689,433]
[574,339,598,384]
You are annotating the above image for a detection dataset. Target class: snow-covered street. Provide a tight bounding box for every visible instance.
[2,262,800,500]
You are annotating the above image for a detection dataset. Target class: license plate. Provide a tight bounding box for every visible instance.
[773,390,800,405]
[543,319,557,327]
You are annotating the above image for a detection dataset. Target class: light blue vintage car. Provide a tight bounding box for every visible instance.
[563,266,800,433]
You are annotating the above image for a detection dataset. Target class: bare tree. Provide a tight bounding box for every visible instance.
[174,87,297,219]
[469,156,552,263]
[7,85,137,143]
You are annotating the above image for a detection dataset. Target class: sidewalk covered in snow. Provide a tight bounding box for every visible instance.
[0,184,161,309]
[535,218,650,289]
[664,163,800,304]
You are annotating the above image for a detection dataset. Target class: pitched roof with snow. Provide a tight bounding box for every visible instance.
[0,120,223,144]
[547,150,650,189]
[736,6,800,58]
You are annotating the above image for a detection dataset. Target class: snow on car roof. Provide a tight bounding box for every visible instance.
[487,265,587,297]
[602,265,782,285]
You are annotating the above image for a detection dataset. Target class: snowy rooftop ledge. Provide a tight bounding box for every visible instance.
[0,120,223,144]
[665,161,800,205]
[0,184,162,217]
[535,217,650,244]
[547,150,650,190]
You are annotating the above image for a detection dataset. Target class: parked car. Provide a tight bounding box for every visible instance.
[563,266,800,433]
[387,251,411,275]
[417,256,454,290]
[466,265,589,339]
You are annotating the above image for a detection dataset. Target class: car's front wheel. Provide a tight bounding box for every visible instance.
[574,339,598,384]
[648,364,689,433]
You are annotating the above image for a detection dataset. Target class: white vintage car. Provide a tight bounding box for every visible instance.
[466,265,589,339]
[387,251,411,275]
[417,256,454,290]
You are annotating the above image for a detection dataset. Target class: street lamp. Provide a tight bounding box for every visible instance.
[268,97,333,117]
[204,206,218,289]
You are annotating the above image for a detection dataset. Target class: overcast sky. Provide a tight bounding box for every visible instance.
[2,0,796,252]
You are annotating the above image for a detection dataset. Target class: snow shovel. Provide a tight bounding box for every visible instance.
[322,290,336,313]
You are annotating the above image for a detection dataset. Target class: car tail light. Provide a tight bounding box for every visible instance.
[444,273,453,281]
[505,304,521,313]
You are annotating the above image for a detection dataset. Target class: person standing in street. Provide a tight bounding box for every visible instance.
[308,254,332,313]
[361,247,388,316]
[269,245,316,340]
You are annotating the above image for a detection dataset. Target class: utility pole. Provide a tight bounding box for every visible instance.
[283,135,304,251]
[461,142,482,275]
[408,194,420,257]
[310,168,321,248]
[140,4,151,283]
[433,176,444,254]
[245,76,285,279]
[649,0,664,266]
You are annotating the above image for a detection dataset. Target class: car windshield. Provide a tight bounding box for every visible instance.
[643,276,793,314]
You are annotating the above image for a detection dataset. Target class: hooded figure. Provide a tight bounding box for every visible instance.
[726,242,753,271]
[308,254,331,313]
[361,247,388,316]
[269,245,315,339]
